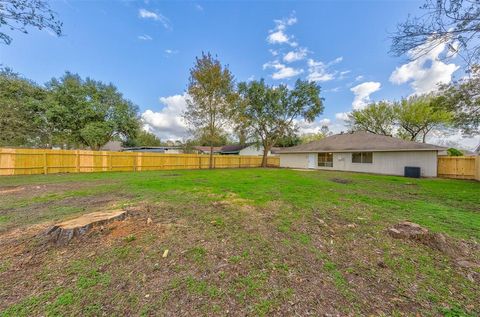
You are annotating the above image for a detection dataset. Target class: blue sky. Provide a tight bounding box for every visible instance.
[1,0,478,148]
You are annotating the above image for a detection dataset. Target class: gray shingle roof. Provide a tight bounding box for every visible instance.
[277,131,445,153]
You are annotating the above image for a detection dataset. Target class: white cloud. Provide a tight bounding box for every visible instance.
[269,49,279,56]
[165,49,178,54]
[339,70,350,79]
[389,41,459,94]
[306,57,343,82]
[141,94,189,140]
[263,60,303,80]
[320,118,331,126]
[266,13,298,47]
[335,112,349,121]
[138,34,152,41]
[350,81,381,110]
[283,48,308,63]
[295,118,329,134]
[138,8,171,29]
[267,31,289,45]
[428,130,480,151]
[355,75,364,81]
[325,86,341,93]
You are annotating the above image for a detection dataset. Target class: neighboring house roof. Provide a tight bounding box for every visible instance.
[220,144,249,154]
[193,146,222,153]
[277,131,446,153]
[270,147,283,154]
[122,146,181,152]
[476,144,480,154]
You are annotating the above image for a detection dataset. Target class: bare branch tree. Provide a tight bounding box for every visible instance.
[0,0,62,45]
[391,0,480,68]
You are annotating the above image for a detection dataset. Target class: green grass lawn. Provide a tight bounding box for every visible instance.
[0,168,479,316]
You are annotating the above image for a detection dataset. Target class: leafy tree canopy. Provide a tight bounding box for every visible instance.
[184,52,237,167]
[238,79,324,166]
[300,126,332,144]
[436,65,480,136]
[46,72,139,150]
[0,68,48,147]
[447,147,464,156]
[348,101,396,136]
[395,95,452,142]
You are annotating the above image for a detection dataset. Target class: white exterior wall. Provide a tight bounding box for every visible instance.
[279,153,310,169]
[239,145,273,156]
[280,151,438,177]
[164,149,182,154]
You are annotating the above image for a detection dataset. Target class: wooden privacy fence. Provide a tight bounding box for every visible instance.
[437,156,480,180]
[0,148,280,176]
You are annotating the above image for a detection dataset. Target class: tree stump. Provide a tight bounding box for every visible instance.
[46,210,127,245]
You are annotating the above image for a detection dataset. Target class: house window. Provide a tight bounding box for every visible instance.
[352,152,373,164]
[318,152,333,167]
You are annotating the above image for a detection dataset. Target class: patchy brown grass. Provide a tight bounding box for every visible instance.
[0,169,478,316]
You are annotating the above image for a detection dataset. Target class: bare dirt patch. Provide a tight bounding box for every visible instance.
[388,221,480,277]
[0,186,26,195]
[0,180,115,199]
[330,177,353,184]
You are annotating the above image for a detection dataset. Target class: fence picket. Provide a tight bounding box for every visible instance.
[0,148,280,176]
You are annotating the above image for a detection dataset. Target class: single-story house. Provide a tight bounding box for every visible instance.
[220,144,279,156]
[100,141,123,152]
[277,131,445,177]
[192,146,222,155]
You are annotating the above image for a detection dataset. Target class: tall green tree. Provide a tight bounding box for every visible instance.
[184,52,237,168]
[347,101,396,136]
[0,68,49,147]
[275,133,301,147]
[0,0,62,45]
[129,130,162,147]
[194,127,230,147]
[395,95,452,142]
[46,72,139,150]
[300,126,331,144]
[436,65,480,136]
[238,79,324,167]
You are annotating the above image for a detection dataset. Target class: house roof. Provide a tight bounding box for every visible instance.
[277,131,446,153]
[270,147,283,154]
[192,146,222,153]
[220,145,249,153]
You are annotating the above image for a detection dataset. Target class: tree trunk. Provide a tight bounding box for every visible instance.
[261,144,270,167]
[209,143,214,169]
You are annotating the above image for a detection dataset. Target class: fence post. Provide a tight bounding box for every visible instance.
[476,156,480,181]
[43,152,48,175]
[76,151,79,173]
[199,156,202,169]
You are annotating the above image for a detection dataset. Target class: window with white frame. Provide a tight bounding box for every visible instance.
[318,152,333,167]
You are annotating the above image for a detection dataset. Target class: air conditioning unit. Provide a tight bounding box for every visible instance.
[404,166,421,178]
